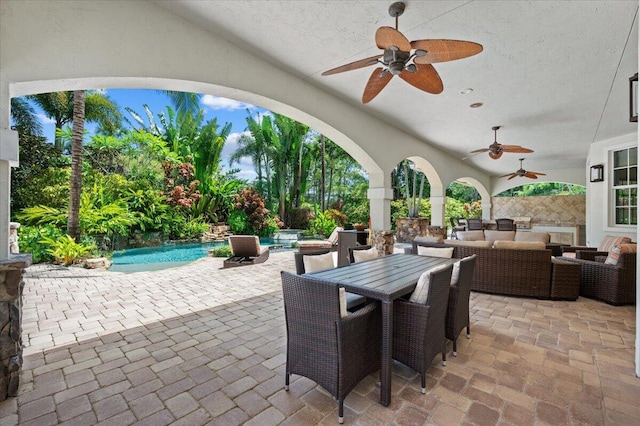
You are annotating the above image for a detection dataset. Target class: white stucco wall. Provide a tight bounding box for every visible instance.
[586,133,638,246]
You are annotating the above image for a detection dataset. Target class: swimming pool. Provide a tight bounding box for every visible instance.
[109,237,292,273]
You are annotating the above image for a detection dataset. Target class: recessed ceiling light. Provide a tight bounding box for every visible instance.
[460,88,473,95]
[470,102,483,108]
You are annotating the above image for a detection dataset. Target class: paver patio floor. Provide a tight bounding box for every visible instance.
[0,251,637,425]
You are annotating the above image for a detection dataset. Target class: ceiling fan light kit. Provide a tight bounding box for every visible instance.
[321,2,483,103]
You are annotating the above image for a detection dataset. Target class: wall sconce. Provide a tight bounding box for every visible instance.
[630,73,637,122]
[590,164,604,182]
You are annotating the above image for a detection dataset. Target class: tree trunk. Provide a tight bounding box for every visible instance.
[67,90,85,240]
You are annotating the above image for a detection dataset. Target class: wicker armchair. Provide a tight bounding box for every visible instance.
[561,251,636,305]
[281,272,381,423]
[293,250,366,310]
[446,255,477,356]
[392,264,453,394]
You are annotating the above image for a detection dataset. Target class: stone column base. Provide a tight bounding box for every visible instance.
[371,230,395,256]
[0,254,32,401]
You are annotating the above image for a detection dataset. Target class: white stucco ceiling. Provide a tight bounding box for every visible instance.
[156,0,638,177]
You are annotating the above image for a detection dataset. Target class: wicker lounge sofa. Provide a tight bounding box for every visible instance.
[407,239,580,300]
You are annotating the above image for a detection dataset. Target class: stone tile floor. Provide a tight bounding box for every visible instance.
[0,251,638,425]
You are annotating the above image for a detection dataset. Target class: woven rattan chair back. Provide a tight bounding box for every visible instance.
[466,218,484,230]
[495,218,515,231]
[281,272,381,423]
[445,255,477,356]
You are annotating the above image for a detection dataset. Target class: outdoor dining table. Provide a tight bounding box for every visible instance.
[305,253,456,406]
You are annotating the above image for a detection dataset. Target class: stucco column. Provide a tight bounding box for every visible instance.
[367,187,393,231]
[481,201,492,221]
[0,75,19,260]
[430,195,445,227]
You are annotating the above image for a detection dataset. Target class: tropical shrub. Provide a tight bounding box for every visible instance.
[41,234,96,266]
[210,245,232,257]
[161,157,201,209]
[227,209,250,234]
[17,225,65,263]
[391,199,431,229]
[309,211,337,237]
[232,187,276,236]
[325,208,347,226]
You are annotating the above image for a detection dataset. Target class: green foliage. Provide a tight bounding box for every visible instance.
[495,183,586,197]
[228,210,249,234]
[309,211,337,237]
[325,208,347,226]
[390,199,431,229]
[446,182,480,203]
[40,234,96,266]
[192,172,245,223]
[17,225,65,263]
[210,245,232,257]
[232,187,278,236]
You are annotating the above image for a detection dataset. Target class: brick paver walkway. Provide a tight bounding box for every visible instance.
[0,251,638,425]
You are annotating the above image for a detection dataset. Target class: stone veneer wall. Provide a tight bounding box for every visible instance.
[0,254,31,401]
[491,195,586,226]
[396,218,430,243]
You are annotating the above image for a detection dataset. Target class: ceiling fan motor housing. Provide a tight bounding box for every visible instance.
[383,49,410,75]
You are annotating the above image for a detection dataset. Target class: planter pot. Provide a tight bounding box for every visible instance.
[395,217,430,243]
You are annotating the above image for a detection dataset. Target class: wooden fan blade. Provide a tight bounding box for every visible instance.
[376,26,411,51]
[498,173,514,178]
[529,171,547,176]
[399,64,443,94]
[461,151,486,160]
[502,145,534,154]
[412,39,483,64]
[362,67,393,104]
[524,172,539,179]
[321,55,382,76]
[469,148,490,154]
[507,174,517,180]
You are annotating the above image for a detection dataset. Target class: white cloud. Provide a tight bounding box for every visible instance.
[201,95,255,111]
[36,114,55,124]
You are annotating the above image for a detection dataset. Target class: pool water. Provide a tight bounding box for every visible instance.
[109,238,290,273]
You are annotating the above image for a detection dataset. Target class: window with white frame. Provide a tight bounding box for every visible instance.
[612,146,637,226]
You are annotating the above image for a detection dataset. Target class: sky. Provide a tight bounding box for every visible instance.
[30,89,270,181]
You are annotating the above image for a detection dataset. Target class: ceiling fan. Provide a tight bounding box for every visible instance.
[321,2,483,103]
[500,158,546,180]
[464,126,534,160]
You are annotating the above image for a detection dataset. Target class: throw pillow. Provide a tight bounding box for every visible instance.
[339,287,348,318]
[352,247,379,263]
[417,246,454,258]
[598,235,632,252]
[409,264,449,304]
[604,243,637,265]
[450,260,462,286]
[303,252,335,272]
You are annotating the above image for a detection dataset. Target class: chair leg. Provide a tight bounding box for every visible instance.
[421,373,426,394]
[466,323,471,339]
[442,346,447,366]
[338,399,344,424]
[452,338,457,357]
[285,373,290,391]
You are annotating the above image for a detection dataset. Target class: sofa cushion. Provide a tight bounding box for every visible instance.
[457,230,485,241]
[598,235,632,252]
[484,230,515,243]
[303,252,335,272]
[445,240,493,248]
[413,235,444,244]
[514,232,550,243]
[417,246,454,258]
[604,243,637,265]
[339,288,348,318]
[493,241,546,250]
[352,246,379,263]
[450,260,462,286]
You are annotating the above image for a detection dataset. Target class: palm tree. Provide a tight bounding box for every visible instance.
[67,90,85,239]
[27,91,122,151]
[10,97,43,136]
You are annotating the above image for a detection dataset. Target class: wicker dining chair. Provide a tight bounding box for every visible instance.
[495,218,515,231]
[392,264,453,394]
[445,255,477,356]
[466,218,484,230]
[281,272,381,424]
[293,250,366,309]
